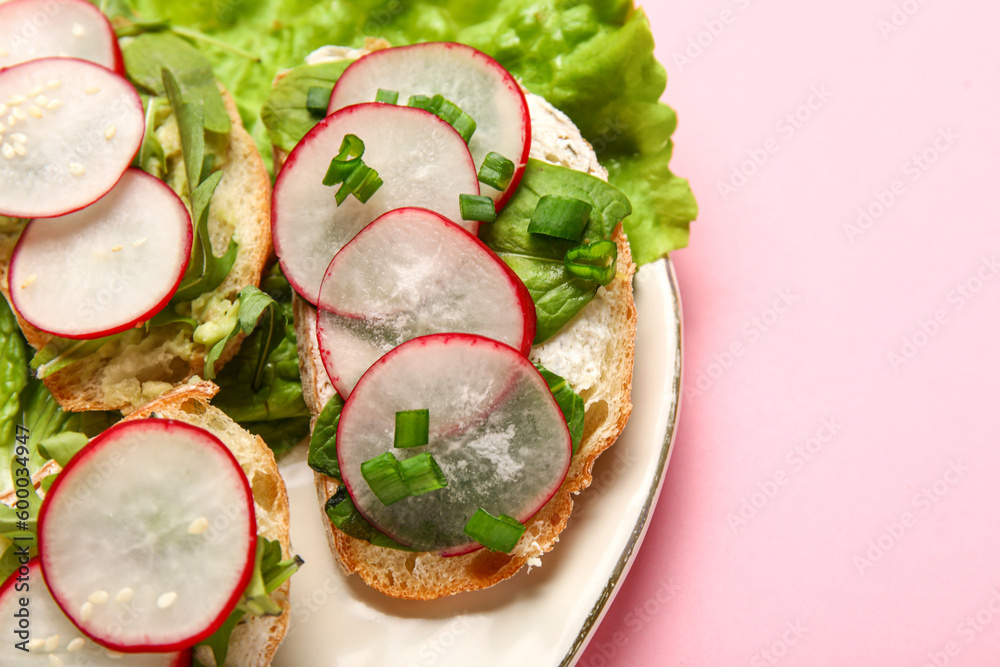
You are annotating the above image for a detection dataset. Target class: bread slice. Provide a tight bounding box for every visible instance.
[0,381,293,664]
[285,54,637,598]
[0,88,272,414]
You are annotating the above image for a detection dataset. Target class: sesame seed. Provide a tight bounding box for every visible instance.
[46,99,62,111]
[27,86,43,97]
[132,237,147,247]
[0,104,6,115]
[111,245,123,252]
[1,144,13,160]
[67,638,86,652]
[104,124,116,140]
[106,650,124,659]
[27,106,42,118]
[48,655,64,667]
[114,587,134,603]
[11,133,26,144]
[88,590,109,604]
[12,143,25,156]
[44,634,60,651]
[0,48,7,58]
[20,274,36,289]
[157,592,177,609]
[8,95,25,105]
[72,23,85,37]
[7,114,15,127]
[80,601,93,621]
[69,163,85,176]
[47,80,61,89]
[35,95,48,106]
[85,87,100,95]
[188,517,210,534]
[27,638,45,651]
[12,106,26,120]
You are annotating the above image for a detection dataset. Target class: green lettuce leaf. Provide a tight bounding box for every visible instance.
[124,0,696,260]
[307,395,344,480]
[261,59,355,154]
[535,363,584,453]
[214,267,311,457]
[479,159,631,342]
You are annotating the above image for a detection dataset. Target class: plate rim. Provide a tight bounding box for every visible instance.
[558,256,684,667]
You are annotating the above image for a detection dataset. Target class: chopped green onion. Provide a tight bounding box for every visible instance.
[306,86,332,117]
[394,409,429,448]
[460,194,496,223]
[337,160,383,205]
[528,195,593,241]
[407,94,435,111]
[478,152,516,190]
[407,93,477,143]
[399,453,447,496]
[322,134,365,185]
[360,452,409,505]
[323,134,383,206]
[463,509,525,553]
[564,240,618,286]
[375,88,399,104]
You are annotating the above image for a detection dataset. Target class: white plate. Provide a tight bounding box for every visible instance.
[274,257,682,667]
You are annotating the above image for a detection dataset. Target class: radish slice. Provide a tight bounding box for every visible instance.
[0,58,144,218]
[316,207,536,397]
[338,334,571,554]
[9,169,192,340]
[272,102,480,305]
[328,42,530,209]
[38,419,256,653]
[0,0,124,73]
[0,559,190,666]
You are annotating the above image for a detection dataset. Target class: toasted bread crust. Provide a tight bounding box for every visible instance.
[0,88,271,413]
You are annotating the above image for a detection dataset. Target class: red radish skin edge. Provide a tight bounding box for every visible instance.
[36,419,258,653]
[0,0,125,75]
[7,168,193,340]
[0,58,144,220]
[272,103,482,303]
[328,41,531,210]
[336,333,571,556]
[0,560,192,665]
[315,207,536,398]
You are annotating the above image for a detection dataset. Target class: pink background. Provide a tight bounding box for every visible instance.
[581,1,1000,666]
